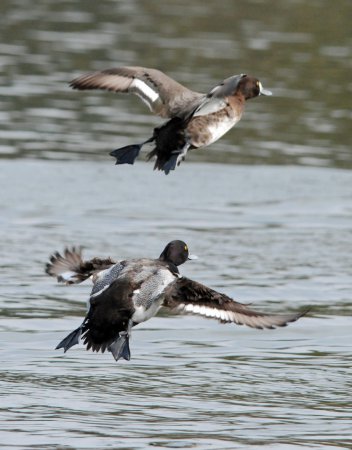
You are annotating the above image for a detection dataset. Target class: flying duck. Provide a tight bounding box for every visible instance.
[46,241,307,362]
[70,67,272,174]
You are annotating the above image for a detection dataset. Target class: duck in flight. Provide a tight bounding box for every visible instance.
[70,67,272,174]
[46,241,307,362]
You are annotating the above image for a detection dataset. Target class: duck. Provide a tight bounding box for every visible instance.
[70,67,272,174]
[46,240,308,362]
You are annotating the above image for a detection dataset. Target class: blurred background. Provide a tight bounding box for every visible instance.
[0,0,351,166]
[1,1,352,449]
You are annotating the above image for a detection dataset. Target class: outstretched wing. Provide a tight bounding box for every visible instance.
[192,74,245,118]
[163,277,308,329]
[70,66,203,119]
[46,247,116,285]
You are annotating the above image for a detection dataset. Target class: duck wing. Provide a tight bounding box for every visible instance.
[70,66,203,119]
[192,74,245,117]
[46,246,116,285]
[163,277,308,329]
[82,277,136,353]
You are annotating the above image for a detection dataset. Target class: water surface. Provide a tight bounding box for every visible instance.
[1,161,352,449]
[0,0,351,448]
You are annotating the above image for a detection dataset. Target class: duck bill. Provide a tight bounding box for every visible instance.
[188,254,198,260]
[259,82,272,96]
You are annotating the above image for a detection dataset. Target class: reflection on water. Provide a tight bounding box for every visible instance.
[0,0,351,168]
[1,160,352,449]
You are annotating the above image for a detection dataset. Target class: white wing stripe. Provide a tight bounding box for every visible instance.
[177,303,266,326]
[176,302,294,328]
[90,284,109,298]
[131,79,159,103]
[205,307,213,317]
[181,304,234,321]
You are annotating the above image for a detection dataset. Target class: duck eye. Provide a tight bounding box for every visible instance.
[184,245,188,251]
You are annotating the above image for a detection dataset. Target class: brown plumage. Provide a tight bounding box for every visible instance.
[70,67,202,119]
[70,67,272,173]
[164,277,309,329]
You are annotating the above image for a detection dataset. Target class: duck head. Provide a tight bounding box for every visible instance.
[236,74,272,100]
[159,240,197,266]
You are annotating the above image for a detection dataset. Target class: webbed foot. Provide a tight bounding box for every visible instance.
[162,144,190,174]
[56,326,83,353]
[163,153,179,175]
[109,144,142,165]
[108,331,131,361]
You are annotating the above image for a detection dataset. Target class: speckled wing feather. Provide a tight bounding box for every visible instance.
[163,277,308,329]
[70,66,203,119]
[45,247,116,285]
[90,262,126,297]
